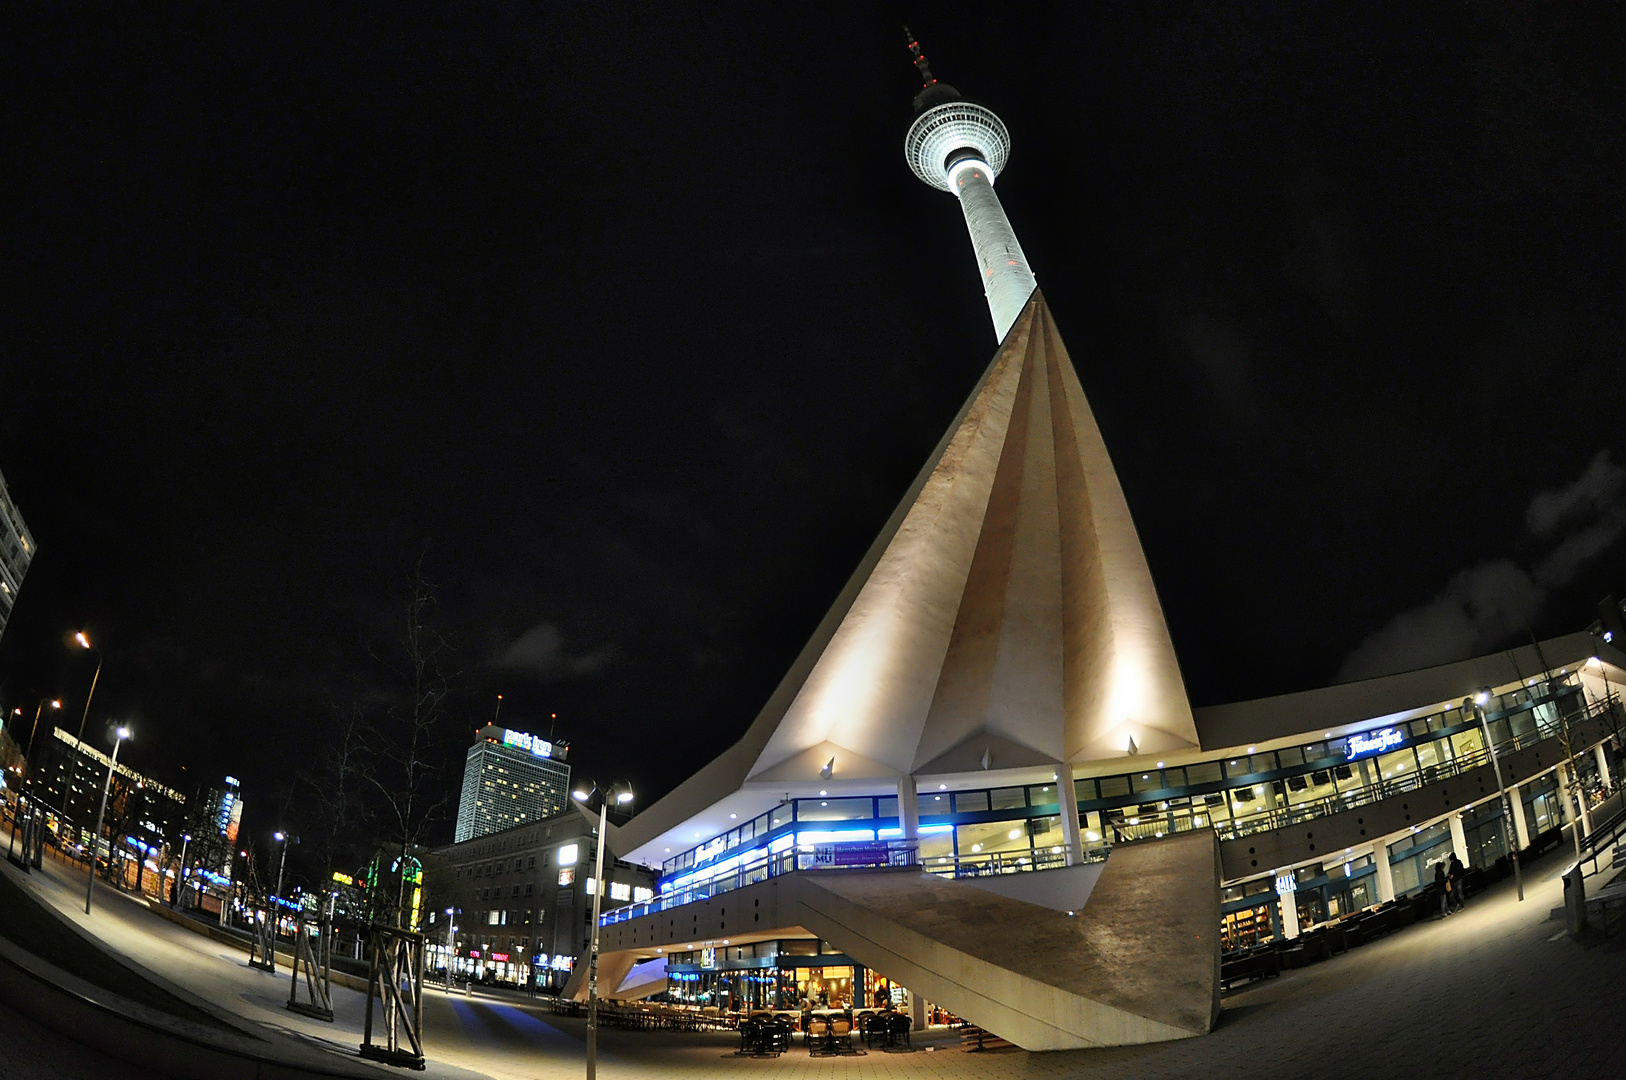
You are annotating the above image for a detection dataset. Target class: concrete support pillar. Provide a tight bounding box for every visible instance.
[911,990,926,1031]
[1057,768,1084,867]
[1449,812,1470,865]
[1557,765,1592,837]
[897,774,919,844]
[1508,783,1531,849]
[1277,876,1300,940]
[1358,758,1378,790]
[1372,838,1396,904]
[1596,743,1613,789]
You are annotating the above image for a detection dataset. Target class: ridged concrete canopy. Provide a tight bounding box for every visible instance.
[748,291,1197,782]
[618,292,1196,861]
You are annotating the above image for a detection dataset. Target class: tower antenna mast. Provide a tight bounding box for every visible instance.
[904,27,937,87]
[901,32,1037,340]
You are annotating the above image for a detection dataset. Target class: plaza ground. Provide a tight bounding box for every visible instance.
[1,836,1623,1079]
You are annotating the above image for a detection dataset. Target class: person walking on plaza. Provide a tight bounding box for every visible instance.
[1434,861,1452,918]
[1447,853,1467,912]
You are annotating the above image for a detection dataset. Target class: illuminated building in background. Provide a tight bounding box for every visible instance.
[200,776,244,875]
[39,727,186,849]
[453,723,572,842]
[0,466,35,645]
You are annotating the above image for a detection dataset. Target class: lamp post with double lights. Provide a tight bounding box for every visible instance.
[86,724,131,915]
[572,779,634,1080]
[1470,689,1523,902]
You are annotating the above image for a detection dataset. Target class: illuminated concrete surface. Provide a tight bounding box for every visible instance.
[5,839,1622,1078]
[621,293,1198,868]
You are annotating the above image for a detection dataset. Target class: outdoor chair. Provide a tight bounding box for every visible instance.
[830,1014,855,1054]
[736,1017,765,1056]
[887,1012,911,1049]
[805,1015,831,1055]
[763,1016,793,1055]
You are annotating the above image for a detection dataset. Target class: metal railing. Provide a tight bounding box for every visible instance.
[605,698,1619,927]
[600,840,1105,927]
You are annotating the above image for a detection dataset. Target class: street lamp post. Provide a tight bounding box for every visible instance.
[62,633,104,829]
[573,780,634,1080]
[1471,690,1523,902]
[444,908,456,989]
[274,831,290,898]
[85,725,131,915]
[24,698,61,766]
[174,833,192,908]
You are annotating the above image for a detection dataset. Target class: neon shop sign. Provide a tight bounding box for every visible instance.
[1345,727,1405,761]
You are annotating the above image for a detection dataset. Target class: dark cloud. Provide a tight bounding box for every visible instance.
[491,623,613,683]
[1338,450,1626,681]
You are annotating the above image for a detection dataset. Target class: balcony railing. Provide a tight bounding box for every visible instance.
[603,697,1620,927]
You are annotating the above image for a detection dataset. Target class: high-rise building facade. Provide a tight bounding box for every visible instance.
[453,724,572,843]
[0,466,36,644]
[39,727,187,850]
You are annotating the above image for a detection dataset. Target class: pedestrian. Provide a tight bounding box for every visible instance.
[1434,860,1451,918]
[1447,852,1467,911]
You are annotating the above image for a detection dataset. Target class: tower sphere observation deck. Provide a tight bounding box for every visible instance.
[904,33,1036,342]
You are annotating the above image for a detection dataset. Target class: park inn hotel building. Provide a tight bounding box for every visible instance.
[566,49,1626,1052]
[454,724,572,843]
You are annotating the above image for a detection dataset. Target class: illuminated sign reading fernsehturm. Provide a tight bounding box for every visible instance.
[903,31,1038,343]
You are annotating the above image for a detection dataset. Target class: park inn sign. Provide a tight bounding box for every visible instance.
[501,729,555,758]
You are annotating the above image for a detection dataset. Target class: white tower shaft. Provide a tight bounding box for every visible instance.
[949,160,1037,342]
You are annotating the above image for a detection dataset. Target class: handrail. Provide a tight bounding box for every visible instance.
[1565,799,1626,880]
[605,699,1620,926]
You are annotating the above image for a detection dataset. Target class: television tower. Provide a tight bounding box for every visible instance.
[904,31,1037,342]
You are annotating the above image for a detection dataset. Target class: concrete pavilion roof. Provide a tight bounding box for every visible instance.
[616,293,1198,868]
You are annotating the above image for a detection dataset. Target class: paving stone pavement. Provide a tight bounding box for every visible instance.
[3,840,1623,1079]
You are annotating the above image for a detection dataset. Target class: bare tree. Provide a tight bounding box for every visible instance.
[301,701,371,888]
[363,562,458,927]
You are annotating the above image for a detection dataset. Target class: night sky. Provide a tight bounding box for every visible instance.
[4,6,1624,861]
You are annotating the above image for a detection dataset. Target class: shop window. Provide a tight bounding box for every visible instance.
[1030,814,1066,855]
[953,790,988,813]
[922,791,950,814]
[1277,747,1306,769]
[1079,810,1106,845]
[1096,775,1130,799]
[1413,739,1449,776]
[1287,769,1337,807]
[1028,784,1060,811]
[1130,770,1164,795]
[955,819,1033,864]
[779,939,818,956]
[1185,761,1222,786]
[875,796,897,819]
[990,787,1027,811]
[1376,746,1417,783]
[769,804,792,830]
[610,882,631,901]
[798,797,873,822]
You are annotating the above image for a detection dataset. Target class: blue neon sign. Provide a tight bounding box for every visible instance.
[1344,727,1405,761]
